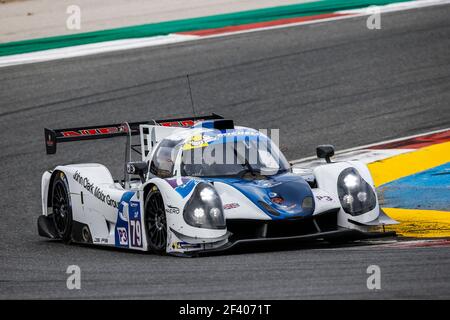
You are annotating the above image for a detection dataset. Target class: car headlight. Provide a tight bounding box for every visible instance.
[183,183,226,229]
[337,168,376,216]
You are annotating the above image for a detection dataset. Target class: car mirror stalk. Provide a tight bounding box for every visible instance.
[316,145,335,163]
[126,161,148,183]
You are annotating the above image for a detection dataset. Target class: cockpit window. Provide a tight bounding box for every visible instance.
[149,139,182,178]
[181,135,290,177]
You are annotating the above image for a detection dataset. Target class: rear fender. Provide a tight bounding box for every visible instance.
[42,168,84,223]
[43,164,127,245]
[41,170,52,216]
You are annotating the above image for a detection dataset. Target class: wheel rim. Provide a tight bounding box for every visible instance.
[52,180,69,236]
[145,191,167,251]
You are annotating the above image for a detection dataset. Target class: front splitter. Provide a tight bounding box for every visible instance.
[187,229,397,256]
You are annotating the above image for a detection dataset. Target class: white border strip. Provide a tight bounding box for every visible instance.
[201,0,450,39]
[0,34,200,68]
[290,127,450,164]
[337,0,450,14]
[1,0,449,68]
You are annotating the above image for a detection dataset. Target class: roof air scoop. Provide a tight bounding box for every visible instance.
[194,119,235,130]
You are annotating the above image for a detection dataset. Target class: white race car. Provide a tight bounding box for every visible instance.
[38,114,397,256]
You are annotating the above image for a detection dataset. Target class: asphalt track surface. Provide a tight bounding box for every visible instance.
[1,5,450,299]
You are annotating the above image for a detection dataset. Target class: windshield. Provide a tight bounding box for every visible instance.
[181,135,290,177]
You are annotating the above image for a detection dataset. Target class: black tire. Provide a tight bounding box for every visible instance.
[144,187,167,254]
[51,172,73,243]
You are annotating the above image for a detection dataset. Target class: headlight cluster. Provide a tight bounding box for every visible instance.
[337,168,376,216]
[183,183,226,229]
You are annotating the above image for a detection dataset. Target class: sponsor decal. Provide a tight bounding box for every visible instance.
[160,120,196,127]
[166,205,180,214]
[223,203,240,210]
[316,195,333,202]
[130,201,139,211]
[270,196,284,205]
[205,130,261,145]
[126,163,136,174]
[61,126,126,137]
[182,134,215,150]
[72,171,119,208]
[171,241,201,250]
[93,237,108,244]
[117,227,128,246]
[218,130,258,137]
[117,227,128,247]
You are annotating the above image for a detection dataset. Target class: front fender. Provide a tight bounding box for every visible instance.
[142,177,229,252]
[313,161,381,231]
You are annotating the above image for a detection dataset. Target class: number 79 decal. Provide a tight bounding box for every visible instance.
[130,219,142,248]
[128,202,143,248]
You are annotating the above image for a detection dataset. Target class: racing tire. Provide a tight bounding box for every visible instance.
[51,172,73,243]
[144,187,167,254]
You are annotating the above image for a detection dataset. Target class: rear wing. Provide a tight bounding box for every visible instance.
[44,114,223,154]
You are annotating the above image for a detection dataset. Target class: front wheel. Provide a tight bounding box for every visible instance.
[144,187,167,254]
[51,172,73,243]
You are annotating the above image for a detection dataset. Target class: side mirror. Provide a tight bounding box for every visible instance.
[316,145,335,163]
[126,161,148,182]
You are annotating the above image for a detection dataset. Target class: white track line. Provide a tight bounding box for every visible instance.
[1,0,450,67]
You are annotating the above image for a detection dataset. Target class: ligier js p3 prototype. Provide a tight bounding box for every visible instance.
[39,114,397,256]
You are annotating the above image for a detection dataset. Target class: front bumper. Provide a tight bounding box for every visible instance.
[174,209,397,256]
